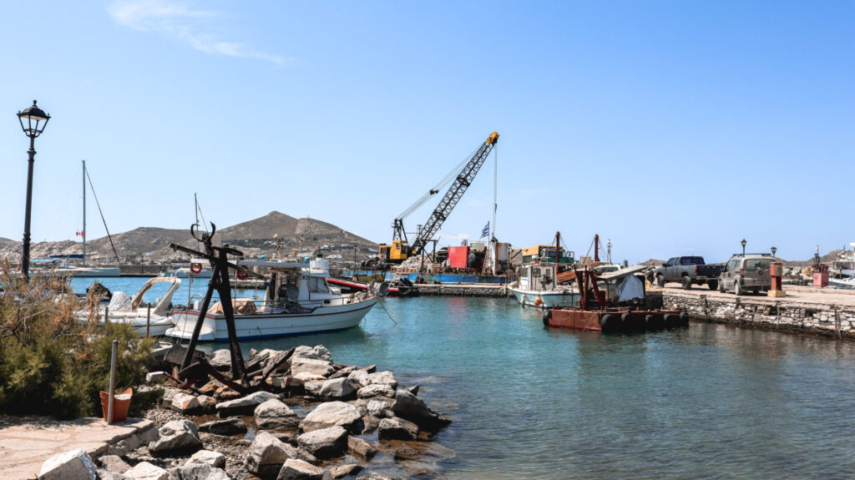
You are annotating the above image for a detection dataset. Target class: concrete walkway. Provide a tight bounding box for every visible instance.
[0,416,153,480]
[653,283,855,307]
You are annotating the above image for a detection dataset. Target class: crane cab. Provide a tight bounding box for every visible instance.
[378,241,410,263]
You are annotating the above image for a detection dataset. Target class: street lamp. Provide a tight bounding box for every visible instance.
[17,100,50,279]
[741,239,747,256]
[771,246,777,257]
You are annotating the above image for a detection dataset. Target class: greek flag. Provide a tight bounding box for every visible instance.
[481,222,490,238]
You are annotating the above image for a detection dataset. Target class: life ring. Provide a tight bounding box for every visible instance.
[190,263,203,274]
[237,269,248,280]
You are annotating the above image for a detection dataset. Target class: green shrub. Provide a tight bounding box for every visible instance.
[0,264,158,419]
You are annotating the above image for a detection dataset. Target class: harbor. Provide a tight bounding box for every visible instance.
[3,2,855,480]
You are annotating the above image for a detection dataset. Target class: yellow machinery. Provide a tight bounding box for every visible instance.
[379,132,499,263]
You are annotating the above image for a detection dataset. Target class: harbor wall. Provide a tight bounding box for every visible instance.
[660,291,855,339]
[415,284,510,297]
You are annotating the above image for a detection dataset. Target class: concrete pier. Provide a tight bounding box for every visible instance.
[653,284,855,338]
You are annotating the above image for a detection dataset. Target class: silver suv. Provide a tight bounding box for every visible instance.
[718,254,781,295]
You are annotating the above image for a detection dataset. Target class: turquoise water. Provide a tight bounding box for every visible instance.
[72,278,855,479]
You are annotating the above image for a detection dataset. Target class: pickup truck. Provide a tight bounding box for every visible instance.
[651,256,723,290]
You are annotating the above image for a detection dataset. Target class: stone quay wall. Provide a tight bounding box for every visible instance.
[661,291,855,339]
[415,284,510,298]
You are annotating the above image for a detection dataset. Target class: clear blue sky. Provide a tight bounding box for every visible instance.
[1,1,852,263]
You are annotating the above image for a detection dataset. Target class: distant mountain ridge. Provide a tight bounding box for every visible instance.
[0,211,376,263]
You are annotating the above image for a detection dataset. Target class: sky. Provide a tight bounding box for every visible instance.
[0,1,853,264]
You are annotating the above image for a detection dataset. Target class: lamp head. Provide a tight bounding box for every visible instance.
[17,100,50,138]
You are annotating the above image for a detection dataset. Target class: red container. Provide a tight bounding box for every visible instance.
[448,246,470,269]
[100,388,133,423]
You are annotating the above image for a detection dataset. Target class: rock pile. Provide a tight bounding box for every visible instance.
[55,344,453,480]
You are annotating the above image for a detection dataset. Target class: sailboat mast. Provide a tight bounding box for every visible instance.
[195,193,200,252]
[82,160,86,267]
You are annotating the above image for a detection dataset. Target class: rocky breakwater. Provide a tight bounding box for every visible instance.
[79,344,453,480]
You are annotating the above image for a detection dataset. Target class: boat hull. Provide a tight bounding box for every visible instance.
[167,298,377,342]
[71,268,122,278]
[508,287,579,308]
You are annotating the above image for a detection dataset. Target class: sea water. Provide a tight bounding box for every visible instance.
[72,278,855,479]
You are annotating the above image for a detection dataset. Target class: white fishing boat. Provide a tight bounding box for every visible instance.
[508,236,579,308]
[166,257,379,341]
[508,260,579,308]
[78,277,182,336]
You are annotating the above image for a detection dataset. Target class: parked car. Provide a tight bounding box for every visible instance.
[651,256,723,290]
[718,254,782,295]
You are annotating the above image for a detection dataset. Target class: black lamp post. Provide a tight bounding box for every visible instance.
[771,246,777,257]
[741,239,747,256]
[17,100,51,279]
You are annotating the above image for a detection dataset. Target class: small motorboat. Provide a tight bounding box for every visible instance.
[78,277,182,336]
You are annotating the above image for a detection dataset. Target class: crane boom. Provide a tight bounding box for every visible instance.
[411,131,499,254]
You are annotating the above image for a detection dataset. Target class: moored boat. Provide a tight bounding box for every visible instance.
[166,257,380,341]
[77,277,182,336]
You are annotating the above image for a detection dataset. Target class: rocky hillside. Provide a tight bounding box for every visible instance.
[0,212,377,263]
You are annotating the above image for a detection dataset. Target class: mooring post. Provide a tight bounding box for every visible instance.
[146,305,151,338]
[104,306,110,325]
[107,339,118,424]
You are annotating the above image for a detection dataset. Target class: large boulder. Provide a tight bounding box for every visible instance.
[300,402,362,433]
[198,418,247,436]
[196,394,217,413]
[256,399,300,430]
[39,449,98,480]
[149,420,202,456]
[292,345,332,362]
[209,349,232,369]
[216,391,279,417]
[366,371,397,389]
[303,380,325,398]
[347,436,377,460]
[245,431,299,479]
[291,358,334,377]
[365,399,394,418]
[357,384,395,399]
[162,388,180,407]
[325,464,364,479]
[276,459,324,480]
[391,390,451,432]
[297,426,348,459]
[318,378,357,400]
[346,370,371,389]
[328,366,357,379]
[188,449,226,469]
[167,462,229,480]
[124,462,168,480]
[98,455,131,474]
[171,393,201,413]
[377,417,419,441]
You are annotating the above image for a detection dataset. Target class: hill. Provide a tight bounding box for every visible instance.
[0,212,377,263]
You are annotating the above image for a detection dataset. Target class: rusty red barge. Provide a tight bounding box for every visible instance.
[544,268,687,333]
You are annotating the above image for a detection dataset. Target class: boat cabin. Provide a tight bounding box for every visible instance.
[519,263,559,292]
[521,245,574,265]
[239,258,352,310]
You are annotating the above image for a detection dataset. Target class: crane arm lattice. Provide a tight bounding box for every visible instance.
[411,132,499,254]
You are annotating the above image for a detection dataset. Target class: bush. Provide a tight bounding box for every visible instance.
[0,264,158,419]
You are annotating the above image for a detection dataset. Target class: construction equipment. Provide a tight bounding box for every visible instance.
[379,132,499,262]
